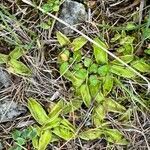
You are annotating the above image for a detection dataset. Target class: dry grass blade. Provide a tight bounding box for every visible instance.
[21,0,150,93]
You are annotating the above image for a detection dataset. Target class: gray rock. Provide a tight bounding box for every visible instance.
[0,99,27,123]
[56,0,87,35]
[0,68,12,88]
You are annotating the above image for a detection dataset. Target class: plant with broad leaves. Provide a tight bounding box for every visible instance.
[57,31,150,107]
[0,47,31,76]
[27,98,77,150]
[10,127,37,150]
[42,0,60,13]
[55,31,150,145]
[27,98,128,146]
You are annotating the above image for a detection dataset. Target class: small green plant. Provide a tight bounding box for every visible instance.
[42,0,60,13]
[10,127,37,150]
[57,31,150,107]
[27,98,77,150]
[0,47,31,76]
[26,97,128,149]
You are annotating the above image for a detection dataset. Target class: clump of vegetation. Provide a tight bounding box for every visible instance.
[0,47,31,76]
[42,0,61,13]
[10,127,37,150]
[0,0,150,150]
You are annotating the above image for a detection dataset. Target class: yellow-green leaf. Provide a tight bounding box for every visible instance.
[8,59,31,76]
[63,99,83,114]
[59,50,70,62]
[56,31,70,46]
[60,62,76,82]
[92,105,106,127]
[110,65,136,78]
[79,129,103,140]
[9,47,27,59]
[0,53,8,64]
[71,36,87,51]
[103,75,113,96]
[119,108,133,121]
[80,84,91,107]
[28,98,49,125]
[61,119,75,132]
[131,60,150,73]
[93,37,108,64]
[88,75,104,103]
[103,98,126,113]
[48,100,64,120]
[38,130,52,150]
[104,129,128,145]
[111,55,134,65]
[32,136,39,149]
[52,125,75,140]
[42,117,62,131]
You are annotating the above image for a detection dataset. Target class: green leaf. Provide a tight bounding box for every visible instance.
[74,68,88,80]
[73,63,83,71]
[16,137,26,145]
[73,50,82,62]
[95,92,105,103]
[84,57,92,67]
[111,55,134,65]
[0,53,8,64]
[63,99,83,114]
[12,130,21,140]
[59,62,76,82]
[97,65,110,76]
[110,65,136,78]
[103,98,126,113]
[79,129,103,140]
[61,119,75,132]
[119,108,133,121]
[9,47,26,59]
[71,36,87,51]
[93,37,108,64]
[80,84,91,107]
[21,127,37,140]
[131,60,150,73]
[143,28,150,40]
[89,75,100,96]
[40,22,51,30]
[111,33,121,43]
[145,48,150,55]
[52,125,75,140]
[126,22,136,30]
[28,98,50,125]
[59,62,69,75]
[56,31,70,46]
[38,130,52,150]
[71,69,87,88]
[51,134,59,142]
[102,75,113,96]
[104,129,128,145]
[92,105,106,126]
[8,59,31,76]
[48,100,64,120]
[32,136,39,149]
[123,44,134,55]
[120,36,134,45]
[42,0,60,12]
[88,63,98,74]
[89,75,99,86]
[42,117,62,130]
[119,36,134,54]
